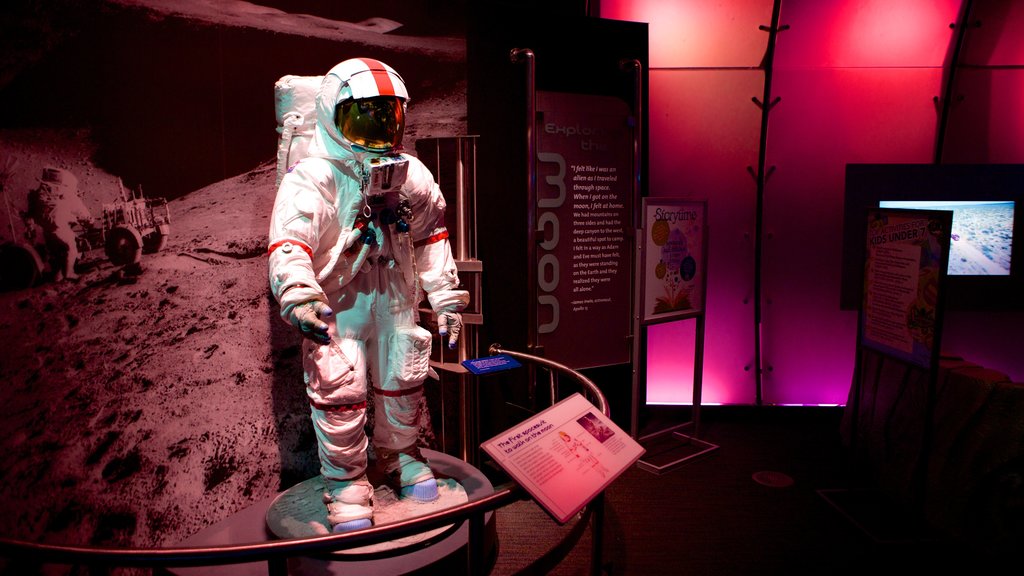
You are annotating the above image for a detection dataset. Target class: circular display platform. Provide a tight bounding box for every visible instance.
[266,449,494,559]
[168,449,496,575]
[266,475,468,553]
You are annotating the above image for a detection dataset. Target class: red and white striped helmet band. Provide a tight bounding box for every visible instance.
[329,57,409,101]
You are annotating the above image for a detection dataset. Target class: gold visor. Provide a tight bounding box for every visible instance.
[335,97,405,152]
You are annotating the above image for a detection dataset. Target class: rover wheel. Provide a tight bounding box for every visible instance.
[105,226,143,266]
[0,242,44,291]
[142,223,170,254]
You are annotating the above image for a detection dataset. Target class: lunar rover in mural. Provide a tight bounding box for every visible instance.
[0,164,171,291]
[94,184,172,265]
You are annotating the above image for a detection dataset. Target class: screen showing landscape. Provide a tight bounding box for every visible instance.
[879,200,1015,276]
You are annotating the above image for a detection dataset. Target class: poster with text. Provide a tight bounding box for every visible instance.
[534,91,633,368]
[861,208,951,368]
[481,393,644,523]
[641,199,707,323]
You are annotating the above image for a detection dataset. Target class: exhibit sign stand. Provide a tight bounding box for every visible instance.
[823,207,952,542]
[631,198,718,474]
[482,393,644,523]
[857,208,951,371]
[852,207,952,486]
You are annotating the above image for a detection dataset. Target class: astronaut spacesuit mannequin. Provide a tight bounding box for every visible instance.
[267,58,469,533]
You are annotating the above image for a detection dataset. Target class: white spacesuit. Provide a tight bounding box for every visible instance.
[25,167,91,282]
[267,58,469,532]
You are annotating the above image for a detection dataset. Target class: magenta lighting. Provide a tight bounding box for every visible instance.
[603,0,1024,405]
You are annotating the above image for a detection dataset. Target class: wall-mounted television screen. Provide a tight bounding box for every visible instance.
[841,164,1024,311]
[877,200,1014,276]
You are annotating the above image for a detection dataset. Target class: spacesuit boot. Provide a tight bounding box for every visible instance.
[403,478,440,502]
[376,445,439,502]
[323,476,374,533]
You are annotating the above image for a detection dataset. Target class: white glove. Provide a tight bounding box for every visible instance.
[437,311,463,350]
[290,300,334,345]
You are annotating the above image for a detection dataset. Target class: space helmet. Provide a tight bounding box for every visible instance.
[329,58,409,154]
[38,166,78,192]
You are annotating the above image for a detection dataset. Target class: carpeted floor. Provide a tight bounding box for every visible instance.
[486,406,996,576]
[1,405,1001,575]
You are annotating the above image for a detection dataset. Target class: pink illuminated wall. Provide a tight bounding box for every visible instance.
[937,2,1024,379]
[646,69,762,404]
[602,0,1024,406]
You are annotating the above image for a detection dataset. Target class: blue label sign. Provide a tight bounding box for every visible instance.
[462,354,523,375]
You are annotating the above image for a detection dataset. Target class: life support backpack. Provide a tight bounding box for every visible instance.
[274,74,323,187]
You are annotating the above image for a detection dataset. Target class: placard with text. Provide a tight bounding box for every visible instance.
[481,393,645,523]
[534,91,633,368]
[640,198,707,323]
[860,208,951,368]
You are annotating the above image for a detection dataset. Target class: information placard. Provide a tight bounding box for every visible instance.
[534,91,633,368]
[461,354,522,375]
[640,198,707,323]
[860,208,951,368]
[481,393,645,523]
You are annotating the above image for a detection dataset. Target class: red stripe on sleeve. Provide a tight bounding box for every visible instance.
[414,230,449,248]
[267,240,313,260]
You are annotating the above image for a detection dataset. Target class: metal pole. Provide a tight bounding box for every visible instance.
[467,511,485,575]
[266,557,287,576]
[455,138,469,259]
[590,492,605,576]
[455,137,474,464]
[510,47,537,353]
[619,58,643,438]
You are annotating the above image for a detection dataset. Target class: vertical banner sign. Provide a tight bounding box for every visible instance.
[861,208,951,369]
[535,91,633,368]
[641,199,706,323]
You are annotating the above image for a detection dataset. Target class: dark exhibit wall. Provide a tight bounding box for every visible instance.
[467,4,648,433]
[602,0,1024,405]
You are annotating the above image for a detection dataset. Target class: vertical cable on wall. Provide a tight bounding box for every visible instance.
[934,0,975,164]
[751,0,787,406]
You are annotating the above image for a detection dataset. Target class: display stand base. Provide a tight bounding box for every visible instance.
[166,449,496,576]
[636,428,719,475]
[817,488,933,544]
[265,474,469,552]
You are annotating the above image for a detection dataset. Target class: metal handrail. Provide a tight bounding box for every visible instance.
[488,344,609,418]
[0,484,523,571]
[488,343,609,576]
[0,347,611,575]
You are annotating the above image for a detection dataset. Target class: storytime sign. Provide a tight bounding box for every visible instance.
[640,198,706,323]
